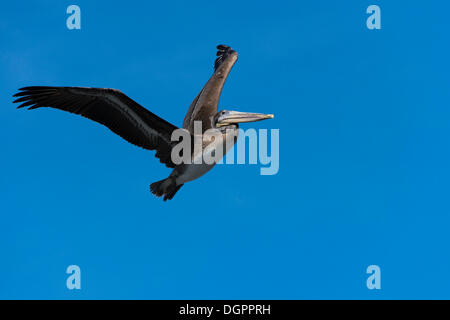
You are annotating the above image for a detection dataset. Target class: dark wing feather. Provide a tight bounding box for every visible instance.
[13,86,178,168]
[184,45,238,133]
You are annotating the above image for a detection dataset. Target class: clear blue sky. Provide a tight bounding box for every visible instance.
[1,0,450,299]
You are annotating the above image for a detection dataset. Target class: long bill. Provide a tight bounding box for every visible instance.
[217,111,274,127]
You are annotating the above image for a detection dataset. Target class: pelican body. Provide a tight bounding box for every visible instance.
[13,45,273,200]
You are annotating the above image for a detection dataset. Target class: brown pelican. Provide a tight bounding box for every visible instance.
[12,45,274,200]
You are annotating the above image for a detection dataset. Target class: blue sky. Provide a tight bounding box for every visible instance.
[1,0,450,299]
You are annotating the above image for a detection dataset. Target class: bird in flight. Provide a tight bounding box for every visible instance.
[12,45,274,200]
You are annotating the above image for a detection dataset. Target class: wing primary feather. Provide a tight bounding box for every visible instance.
[13,86,182,168]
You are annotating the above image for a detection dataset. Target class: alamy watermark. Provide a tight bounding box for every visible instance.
[366,265,381,290]
[66,265,81,290]
[366,5,381,30]
[170,121,279,175]
[66,5,81,30]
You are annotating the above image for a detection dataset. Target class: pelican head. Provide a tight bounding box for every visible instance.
[215,110,274,128]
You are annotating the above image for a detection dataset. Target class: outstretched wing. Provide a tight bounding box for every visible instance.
[183,45,238,133]
[13,86,178,168]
